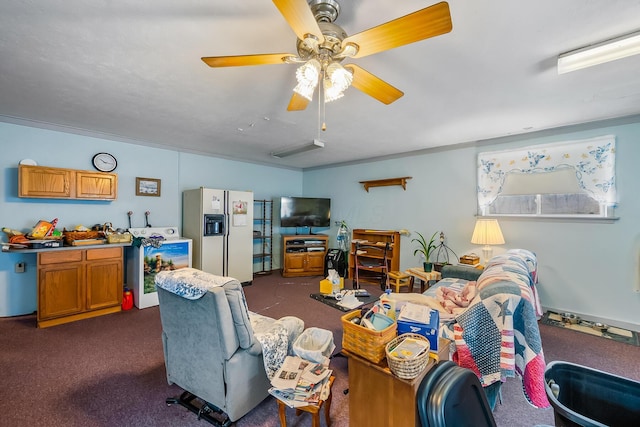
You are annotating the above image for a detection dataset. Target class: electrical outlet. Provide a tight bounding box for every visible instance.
[15,262,25,273]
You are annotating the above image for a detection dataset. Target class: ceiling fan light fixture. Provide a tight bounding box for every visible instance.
[324,62,352,102]
[294,59,321,100]
[327,62,352,89]
[558,30,640,74]
[324,77,344,102]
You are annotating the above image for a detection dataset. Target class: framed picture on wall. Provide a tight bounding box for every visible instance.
[136,177,161,197]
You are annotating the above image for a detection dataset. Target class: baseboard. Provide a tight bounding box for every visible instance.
[542,305,640,333]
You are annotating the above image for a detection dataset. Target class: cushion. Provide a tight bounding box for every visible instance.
[223,280,255,349]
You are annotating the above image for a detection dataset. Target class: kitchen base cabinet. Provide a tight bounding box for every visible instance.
[37,247,123,328]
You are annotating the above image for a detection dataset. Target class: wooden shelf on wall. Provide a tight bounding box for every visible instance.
[359,177,412,192]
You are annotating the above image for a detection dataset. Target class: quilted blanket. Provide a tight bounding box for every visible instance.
[452,249,549,408]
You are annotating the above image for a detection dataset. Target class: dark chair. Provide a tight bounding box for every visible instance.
[353,242,390,290]
[417,361,497,427]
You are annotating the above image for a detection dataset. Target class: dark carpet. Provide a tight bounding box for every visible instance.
[1,273,638,427]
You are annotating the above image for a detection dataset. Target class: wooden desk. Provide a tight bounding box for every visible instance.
[343,349,436,427]
[406,268,442,293]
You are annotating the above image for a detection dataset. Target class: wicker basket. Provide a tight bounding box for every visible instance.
[385,333,431,380]
[62,229,104,245]
[341,310,397,364]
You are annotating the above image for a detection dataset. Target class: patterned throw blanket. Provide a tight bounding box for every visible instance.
[155,267,236,298]
[452,249,549,408]
[250,313,303,380]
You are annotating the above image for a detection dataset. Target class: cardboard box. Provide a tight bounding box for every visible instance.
[397,308,440,355]
[320,278,344,294]
[435,337,452,362]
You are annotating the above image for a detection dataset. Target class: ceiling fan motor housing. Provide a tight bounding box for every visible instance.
[308,0,340,23]
[297,21,348,62]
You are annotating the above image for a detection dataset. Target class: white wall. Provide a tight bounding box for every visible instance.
[304,119,640,330]
[0,121,302,316]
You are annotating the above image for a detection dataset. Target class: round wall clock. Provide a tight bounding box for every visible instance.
[92,152,117,172]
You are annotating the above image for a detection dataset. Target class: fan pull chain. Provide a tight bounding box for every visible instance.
[318,70,327,133]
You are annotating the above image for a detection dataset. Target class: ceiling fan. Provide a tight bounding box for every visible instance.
[202,0,453,111]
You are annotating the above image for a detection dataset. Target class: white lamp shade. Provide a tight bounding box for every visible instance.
[470,219,505,245]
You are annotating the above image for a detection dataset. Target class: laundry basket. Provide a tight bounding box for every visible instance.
[545,361,640,427]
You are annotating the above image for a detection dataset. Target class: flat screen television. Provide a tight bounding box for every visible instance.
[279,196,331,228]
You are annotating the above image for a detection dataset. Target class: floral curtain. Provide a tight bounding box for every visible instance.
[477,135,616,212]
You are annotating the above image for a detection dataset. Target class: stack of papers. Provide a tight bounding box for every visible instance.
[398,302,432,324]
[269,356,333,408]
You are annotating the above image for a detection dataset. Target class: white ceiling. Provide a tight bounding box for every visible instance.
[1,0,640,169]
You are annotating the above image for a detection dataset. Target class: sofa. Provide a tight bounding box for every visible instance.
[155,268,304,422]
[435,250,549,409]
[390,249,549,410]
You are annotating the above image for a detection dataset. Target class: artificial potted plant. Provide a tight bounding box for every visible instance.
[412,231,438,272]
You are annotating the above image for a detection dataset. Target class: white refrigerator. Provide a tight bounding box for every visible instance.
[183,187,254,285]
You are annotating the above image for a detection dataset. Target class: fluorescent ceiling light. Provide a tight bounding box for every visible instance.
[271,139,325,158]
[558,30,640,74]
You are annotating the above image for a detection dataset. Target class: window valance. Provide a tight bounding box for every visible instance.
[477,135,616,215]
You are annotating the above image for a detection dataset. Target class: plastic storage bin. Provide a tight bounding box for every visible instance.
[545,361,640,427]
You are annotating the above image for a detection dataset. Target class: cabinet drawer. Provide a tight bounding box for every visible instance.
[86,247,122,260]
[39,250,83,265]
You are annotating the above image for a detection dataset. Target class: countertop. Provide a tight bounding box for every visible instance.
[2,241,132,254]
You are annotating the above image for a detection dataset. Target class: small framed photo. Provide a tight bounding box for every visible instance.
[136,177,161,197]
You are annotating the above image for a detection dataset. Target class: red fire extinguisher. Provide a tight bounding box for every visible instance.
[122,288,134,310]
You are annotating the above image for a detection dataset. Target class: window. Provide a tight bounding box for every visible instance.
[477,136,616,218]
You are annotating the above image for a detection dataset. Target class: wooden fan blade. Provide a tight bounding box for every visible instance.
[273,0,323,42]
[202,53,294,67]
[344,64,404,105]
[343,1,452,59]
[287,92,311,111]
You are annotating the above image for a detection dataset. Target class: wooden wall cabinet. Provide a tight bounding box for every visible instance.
[75,170,118,199]
[37,247,123,328]
[281,235,328,277]
[349,229,400,286]
[19,164,117,200]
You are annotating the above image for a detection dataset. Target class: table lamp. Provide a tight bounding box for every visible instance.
[470,219,505,264]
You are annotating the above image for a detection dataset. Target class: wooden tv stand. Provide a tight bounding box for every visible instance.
[281,235,328,277]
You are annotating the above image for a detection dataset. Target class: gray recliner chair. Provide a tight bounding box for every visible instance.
[156,268,303,425]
